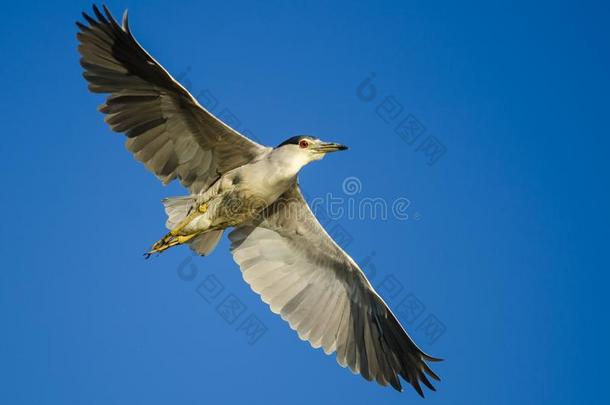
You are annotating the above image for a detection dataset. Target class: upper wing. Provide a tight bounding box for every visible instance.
[76,5,268,193]
[229,184,441,396]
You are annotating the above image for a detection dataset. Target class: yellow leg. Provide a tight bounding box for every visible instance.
[144,203,208,258]
[145,232,199,258]
[170,203,208,236]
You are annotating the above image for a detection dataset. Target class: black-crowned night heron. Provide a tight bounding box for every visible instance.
[77,5,441,396]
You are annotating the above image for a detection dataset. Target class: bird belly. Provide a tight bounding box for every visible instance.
[213,190,271,227]
[179,163,295,233]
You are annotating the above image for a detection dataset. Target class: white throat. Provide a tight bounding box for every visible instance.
[267,146,323,179]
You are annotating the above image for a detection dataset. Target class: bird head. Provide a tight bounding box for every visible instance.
[275,135,348,164]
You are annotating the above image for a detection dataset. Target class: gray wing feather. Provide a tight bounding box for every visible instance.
[77,5,268,193]
[229,184,441,396]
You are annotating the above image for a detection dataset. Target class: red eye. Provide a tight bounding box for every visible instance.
[299,139,309,148]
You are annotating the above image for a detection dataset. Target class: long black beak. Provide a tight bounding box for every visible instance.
[316,142,349,152]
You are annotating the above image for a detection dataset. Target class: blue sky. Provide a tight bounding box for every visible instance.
[1,0,609,403]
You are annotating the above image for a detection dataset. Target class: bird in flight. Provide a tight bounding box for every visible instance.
[77,5,441,396]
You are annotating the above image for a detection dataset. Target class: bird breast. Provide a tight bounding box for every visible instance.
[230,157,297,200]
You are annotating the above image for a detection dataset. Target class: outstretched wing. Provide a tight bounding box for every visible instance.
[77,5,268,193]
[229,184,441,396]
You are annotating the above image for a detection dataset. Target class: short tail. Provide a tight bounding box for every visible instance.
[160,196,223,256]
[162,196,197,229]
[188,230,224,256]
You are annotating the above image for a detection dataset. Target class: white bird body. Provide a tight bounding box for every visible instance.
[173,144,323,234]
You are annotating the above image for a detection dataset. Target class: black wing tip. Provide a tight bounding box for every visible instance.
[412,381,425,398]
[78,4,127,30]
[383,370,438,397]
[75,20,88,32]
[81,10,96,26]
[92,4,106,22]
[419,373,436,392]
[78,6,100,30]
[394,356,442,396]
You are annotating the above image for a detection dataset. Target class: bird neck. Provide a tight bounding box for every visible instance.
[267,147,312,179]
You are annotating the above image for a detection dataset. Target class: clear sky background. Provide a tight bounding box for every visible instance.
[1,0,609,404]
